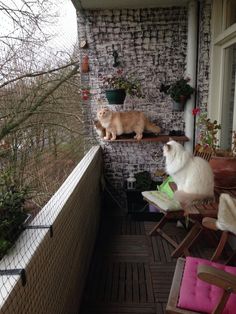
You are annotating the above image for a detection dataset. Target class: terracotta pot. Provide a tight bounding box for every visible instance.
[209,156,236,188]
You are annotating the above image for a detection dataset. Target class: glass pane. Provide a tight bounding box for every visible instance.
[220,42,236,150]
[225,0,236,28]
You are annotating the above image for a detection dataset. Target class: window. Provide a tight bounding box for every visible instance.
[209,0,236,150]
[224,0,236,29]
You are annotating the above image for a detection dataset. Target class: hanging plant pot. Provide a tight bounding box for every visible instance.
[105,89,126,104]
[172,101,184,111]
[172,95,187,111]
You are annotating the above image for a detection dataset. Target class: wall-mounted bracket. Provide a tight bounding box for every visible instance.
[25,225,53,238]
[0,268,26,286]
[112,50,120,67]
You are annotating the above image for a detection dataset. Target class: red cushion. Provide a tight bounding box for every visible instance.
[178,257,236,314]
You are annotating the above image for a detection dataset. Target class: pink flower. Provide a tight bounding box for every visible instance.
[81,89,90,100]
[192,107,200,116]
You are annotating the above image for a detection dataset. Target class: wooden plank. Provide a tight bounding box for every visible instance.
[98,262,108,302]
[111,262,120,302]
[144,264,154,303]
[151,237,161,262]
[104,262,114,302]
[132,263,139,303]
[138,263,147,303]
[118,262,126,302]
[104,135,189,143]
[83,304,157,313]
[162,238,173,263]
[139,221,146,235]
[126,262,133,303]
[156,236,166,262]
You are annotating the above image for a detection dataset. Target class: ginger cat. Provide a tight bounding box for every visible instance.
[93,120,105,138]
[97,108,161,141]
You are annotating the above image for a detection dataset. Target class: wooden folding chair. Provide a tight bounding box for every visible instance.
[166,256,236,314]
[171,188,236,259]
[144,146,212,254]
[202,217,236,262]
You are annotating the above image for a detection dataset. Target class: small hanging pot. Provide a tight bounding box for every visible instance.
[105,89,126,104]
[172,95,187,111]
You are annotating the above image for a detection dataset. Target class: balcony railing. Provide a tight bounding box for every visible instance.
[0,146,103,314]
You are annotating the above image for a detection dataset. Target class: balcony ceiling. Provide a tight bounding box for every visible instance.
[72,0,189,10]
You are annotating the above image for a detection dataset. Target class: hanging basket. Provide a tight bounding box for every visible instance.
[172,101,184,111]
[172,95,187,111]
[105,89,126,104]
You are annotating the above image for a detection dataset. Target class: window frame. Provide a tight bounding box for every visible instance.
[208,0,236,146]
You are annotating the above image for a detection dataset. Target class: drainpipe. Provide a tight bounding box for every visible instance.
[184,0,198,152]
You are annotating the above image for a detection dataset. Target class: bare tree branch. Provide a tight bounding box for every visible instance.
[0,60,80,89]
[0,64,80,140]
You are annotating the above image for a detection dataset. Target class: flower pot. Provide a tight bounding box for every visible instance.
[172,95,187,111]
[172,101,184,111]
[105,89,126,104]
[209,156,236,188]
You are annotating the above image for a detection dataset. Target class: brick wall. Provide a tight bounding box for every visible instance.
[77,4,212,209]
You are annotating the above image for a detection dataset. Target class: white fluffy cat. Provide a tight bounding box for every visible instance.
[163,140,214,205]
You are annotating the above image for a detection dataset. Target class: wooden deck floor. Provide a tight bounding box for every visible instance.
[80,214,222,314]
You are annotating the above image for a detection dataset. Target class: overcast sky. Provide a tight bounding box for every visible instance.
[0,0,78,52]
[47,0,78,51]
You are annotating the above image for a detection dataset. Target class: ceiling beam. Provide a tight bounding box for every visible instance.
[72,0,190,11]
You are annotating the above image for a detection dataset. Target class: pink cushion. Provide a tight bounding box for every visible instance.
[178,257,236,314]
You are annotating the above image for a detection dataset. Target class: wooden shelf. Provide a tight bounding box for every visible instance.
[103,134,189,143]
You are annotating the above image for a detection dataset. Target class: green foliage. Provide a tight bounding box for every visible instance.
[134,171,156,190]
[101,69,142,98]
[0,170,30,259]
[196,112,221,152]
[166,78,195,103]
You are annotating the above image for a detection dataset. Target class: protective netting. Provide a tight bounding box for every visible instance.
[0,1,98,313]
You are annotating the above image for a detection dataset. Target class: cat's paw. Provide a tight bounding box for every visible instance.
[110,137,116,141]
[135,135,143,141]
[104,136,110,140]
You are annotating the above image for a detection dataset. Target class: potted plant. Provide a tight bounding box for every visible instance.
[193,108,236,188]
[160,77,195,111]
[0,170,31,259]
[101,69,142,104]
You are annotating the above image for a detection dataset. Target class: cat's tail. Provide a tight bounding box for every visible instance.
[145,120,161,134]
[174,190,214,208]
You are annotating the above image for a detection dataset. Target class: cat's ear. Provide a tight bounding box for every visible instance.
[165,143,171,151]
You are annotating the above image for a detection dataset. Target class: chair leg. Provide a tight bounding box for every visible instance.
[211,231,229,262]
[226,250,236,265]
[213,289,231,314]
[148,214,180,249]
[171,221,203,258]
[148,215,169,235]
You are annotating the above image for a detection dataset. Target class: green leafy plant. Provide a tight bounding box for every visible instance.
[134,171,156,190]
[0,170,30,259]
[195,110,221,153]
[101,69,142,98]
[161,77,195,103]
